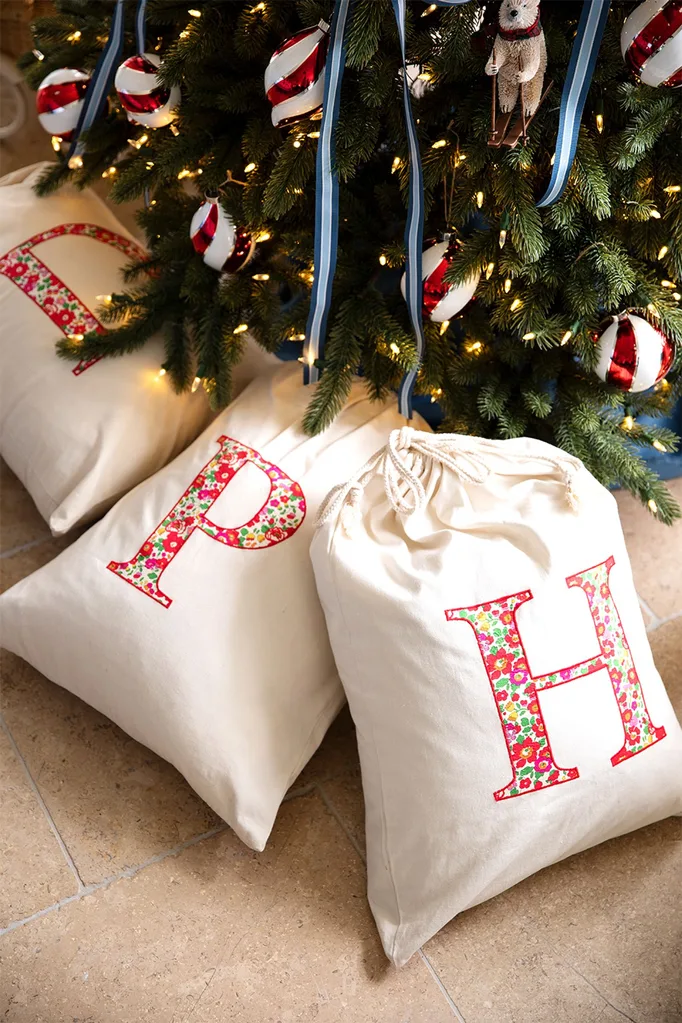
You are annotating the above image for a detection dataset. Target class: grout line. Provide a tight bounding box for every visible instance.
[0,822,228,938]
[0,712,86,892]
[638,594,661,631]
[0,535,52,560]
[418,948,468,1022]
[647,608,682,633]
[282,781,319,802]
[0,775,325,938]
[319,783,467,1021]
[317,782,366,862]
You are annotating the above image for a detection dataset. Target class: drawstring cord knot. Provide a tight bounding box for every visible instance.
[317,429,583,534]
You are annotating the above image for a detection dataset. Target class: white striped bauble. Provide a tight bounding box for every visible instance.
[114,53,180,128]
[621,0,682,88]
[36,67,90,141]
[264,21,329,128]
[400,239,480,323]
[189,195,255,273]
[594,313,674,392]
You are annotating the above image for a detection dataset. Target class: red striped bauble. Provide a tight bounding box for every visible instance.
[621,0,682,88]
[400,238,480,323]
[594,313,674,392]
[264,21,329,128]
[36,68,90,141]
[189,195,255,273]
[114,53,180,128]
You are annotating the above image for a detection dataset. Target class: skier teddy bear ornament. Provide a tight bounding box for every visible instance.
[486,0,547,117]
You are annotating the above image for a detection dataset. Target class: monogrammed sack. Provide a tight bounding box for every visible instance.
[0,365,426,850]
[310,427,682,966]
[0,162,277,534]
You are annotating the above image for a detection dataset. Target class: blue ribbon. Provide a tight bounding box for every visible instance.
[536,0,611,207]
[135,0,148,54]
[392,0,426,419]
[302,0,353,385]
[68,0,126,160]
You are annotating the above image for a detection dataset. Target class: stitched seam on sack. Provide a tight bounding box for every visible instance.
[328,513,404,961]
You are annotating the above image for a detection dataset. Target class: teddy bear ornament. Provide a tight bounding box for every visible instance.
[485,0,551,148]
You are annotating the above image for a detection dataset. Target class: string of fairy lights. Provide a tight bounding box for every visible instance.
[32,3,680,445]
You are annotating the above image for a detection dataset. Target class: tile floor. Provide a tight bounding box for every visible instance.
[1,85,682,1023]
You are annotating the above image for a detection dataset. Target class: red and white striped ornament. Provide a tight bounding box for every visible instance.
[114,53,180,128]
[621,0,682,88]
[594,313,674,392]
[190,195,255,273]
[36,67,90,141]
[264,20,329,128]
[400,238,481,323]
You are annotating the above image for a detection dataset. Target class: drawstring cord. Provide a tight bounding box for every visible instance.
[317,427,583,532]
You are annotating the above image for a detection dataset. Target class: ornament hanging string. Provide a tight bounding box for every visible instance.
[302,0,353,385]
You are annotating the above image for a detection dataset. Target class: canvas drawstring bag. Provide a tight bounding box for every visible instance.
[311,426,682,966]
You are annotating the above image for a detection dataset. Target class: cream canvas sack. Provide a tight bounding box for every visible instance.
[0,365,426,851]
[311,426,682,966]
[0,162,277,534]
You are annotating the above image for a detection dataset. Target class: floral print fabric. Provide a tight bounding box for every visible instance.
[108,435,307,608]
[0,223,146,375]
[445,556,666,801]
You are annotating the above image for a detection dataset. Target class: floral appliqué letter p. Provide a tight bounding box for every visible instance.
[108,436,306,608]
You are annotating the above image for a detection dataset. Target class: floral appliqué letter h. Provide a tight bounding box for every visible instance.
[108,435,306,608]
[445,557,666,801]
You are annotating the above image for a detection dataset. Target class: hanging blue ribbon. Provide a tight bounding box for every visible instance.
[302,0,353,385]
[429,0,611,209]
[67,0,126,160]
[392,0,426,419]
[135,0,148,54]
[536,0,611,207]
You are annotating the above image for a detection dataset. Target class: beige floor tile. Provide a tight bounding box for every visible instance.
[425,896,608,1023]
[0,460,50,556]
[426,816,682,1023]
[615,479,682,619]
[0,725,76,928]
[649,617,682,712]
[320,773,366,858]
[1,651,222,887]
[0,793,455,1023]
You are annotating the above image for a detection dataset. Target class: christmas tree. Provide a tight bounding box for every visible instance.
[20,0,682,520]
